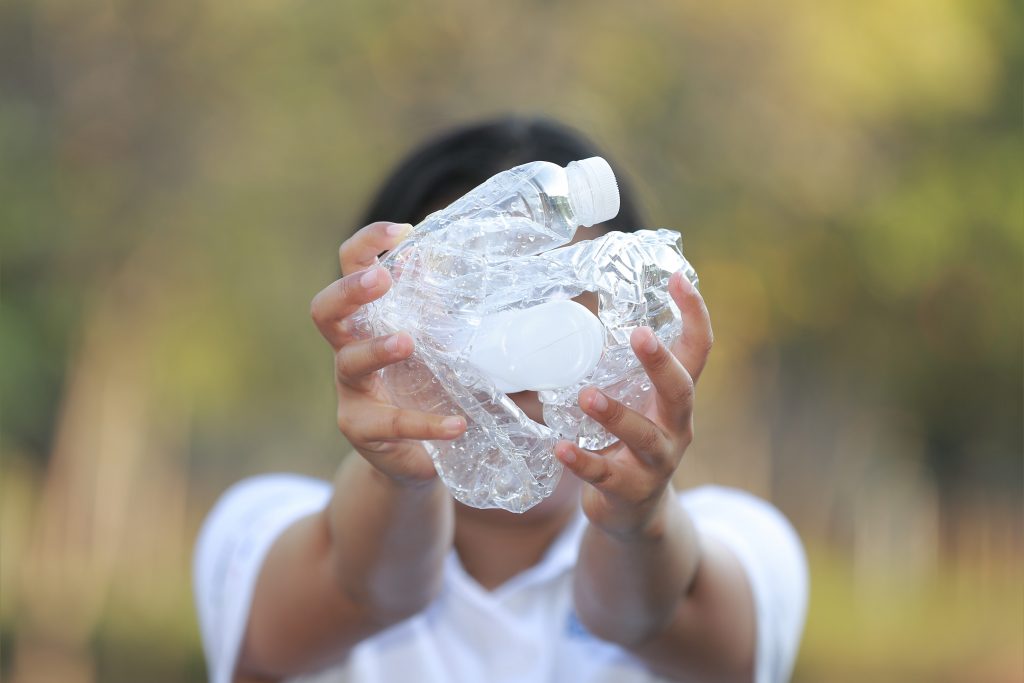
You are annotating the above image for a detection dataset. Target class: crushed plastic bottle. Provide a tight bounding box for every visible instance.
[353,158,699,513]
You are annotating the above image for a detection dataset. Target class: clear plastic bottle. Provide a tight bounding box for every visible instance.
[380,157,619,278]
[354,159,618,513]
[354,158,698,514]
[355,158,619,513]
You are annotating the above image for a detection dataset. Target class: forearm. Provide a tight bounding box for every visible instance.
[574,488,756,683]
[327,454,454,622]
[562,273,755,681]
[240,456,452,677]
[573,486,700,646]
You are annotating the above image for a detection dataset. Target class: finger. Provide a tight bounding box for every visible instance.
[310,266,392,349]
[339,222,413,276]
[578,387,672,472]
[555,440,614,489]
[340,404,467,444]
[668,270,713,383]
[630,326,696,434]
[335,332,414,389]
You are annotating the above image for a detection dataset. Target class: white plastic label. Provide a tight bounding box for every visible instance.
[468,300,605,393]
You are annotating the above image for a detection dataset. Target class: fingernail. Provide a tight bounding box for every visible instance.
[642,328,659,354]
[386,223,413,237]
[556,443,576,464]
[360,267,380,288]
[442,416,465,432]
[589,391,609,413]
[384,335,399,354]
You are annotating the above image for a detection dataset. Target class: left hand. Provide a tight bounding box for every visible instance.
[555,270,713,538]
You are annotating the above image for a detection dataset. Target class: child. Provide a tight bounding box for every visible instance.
[194,117,808,683]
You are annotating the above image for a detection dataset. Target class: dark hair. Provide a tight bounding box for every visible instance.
[359,116,643,231]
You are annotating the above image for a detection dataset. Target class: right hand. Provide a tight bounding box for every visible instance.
[310,221,468,484]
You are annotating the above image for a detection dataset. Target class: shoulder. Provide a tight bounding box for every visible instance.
[679,485,808,683]
[678,484,807,591]
[193,474,332,683]
[194,473,333,578]
[680,485,802,541]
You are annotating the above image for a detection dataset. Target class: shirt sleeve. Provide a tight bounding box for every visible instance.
[679,486,809,683]
[193,474,333,683]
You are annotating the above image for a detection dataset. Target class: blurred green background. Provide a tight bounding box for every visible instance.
[2,0,1021,681]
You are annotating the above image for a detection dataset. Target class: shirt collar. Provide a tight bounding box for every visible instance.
[447,504,589,600]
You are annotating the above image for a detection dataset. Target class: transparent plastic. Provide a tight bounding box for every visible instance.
[353,159,699,513]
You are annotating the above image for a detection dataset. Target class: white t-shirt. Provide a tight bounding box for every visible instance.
[194,475,807,683]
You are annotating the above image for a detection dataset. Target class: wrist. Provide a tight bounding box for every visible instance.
[588,486,675,543]
[365,458,441,492]
[348,440,443,492]
[326,456,453,621]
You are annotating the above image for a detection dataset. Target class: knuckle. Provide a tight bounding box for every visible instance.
[604,399,627,425]
[393,411,430,440]
[334,351,351,380]
[654,448,679,478]
[335,347,362,380]
[677,424,694,449]
[340,224,389,275]
[389,410,407,438]
[336,409,357,438]
[683,379,696,404]
[647,347,674,373]
[338,316,355,339]
[339,272,360,301]
[310,290,331,327]
[700,333,714,355]
[588,466,613,487]
[634,427,664,456]
[372,336,392,364]
[670,378,695,407]
[652,460,675,482]
[309,298,321,325]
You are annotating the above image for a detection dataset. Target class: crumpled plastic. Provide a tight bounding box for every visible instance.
[355,174,698,513]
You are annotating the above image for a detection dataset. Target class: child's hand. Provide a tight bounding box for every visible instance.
[554,271,713,537]
[311,222,467,485]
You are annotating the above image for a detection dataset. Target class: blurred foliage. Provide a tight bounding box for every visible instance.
[1,0,1021,681]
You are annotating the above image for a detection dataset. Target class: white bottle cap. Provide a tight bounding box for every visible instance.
[566,157,620,227]
[468,300,605,393]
